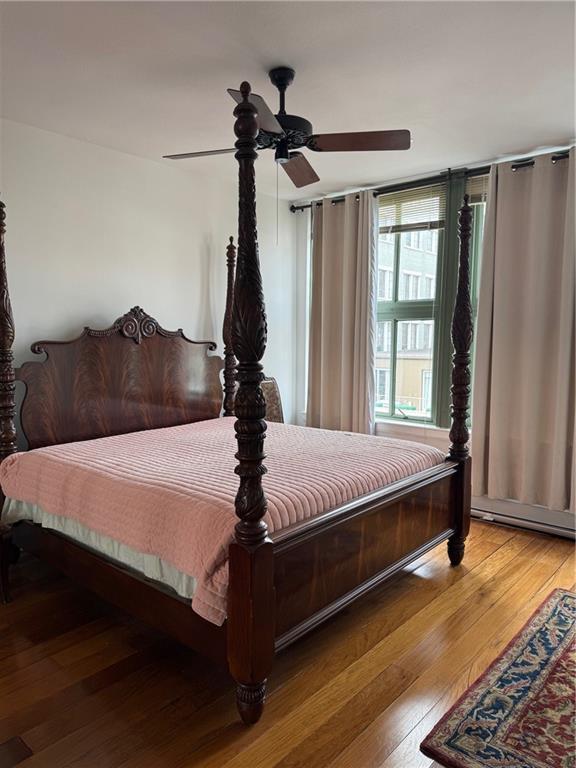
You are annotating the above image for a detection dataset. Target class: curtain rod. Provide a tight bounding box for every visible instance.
[511,151,569,172]
[289,166,486,213]
[289,150,571,213]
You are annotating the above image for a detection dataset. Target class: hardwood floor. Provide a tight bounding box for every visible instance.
[0,521,573,768]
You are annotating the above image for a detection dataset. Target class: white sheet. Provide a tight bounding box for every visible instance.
[3,498,197,599]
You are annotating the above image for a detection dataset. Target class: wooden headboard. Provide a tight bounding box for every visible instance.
[16,306,225,449]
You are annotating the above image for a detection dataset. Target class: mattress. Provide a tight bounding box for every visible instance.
[0,417,445,624]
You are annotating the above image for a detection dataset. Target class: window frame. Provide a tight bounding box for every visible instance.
[376,183,446,424]
[376,171,485,427]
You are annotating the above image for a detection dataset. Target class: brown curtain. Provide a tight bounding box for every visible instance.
[307,191,377,433]
[472,150,575,513]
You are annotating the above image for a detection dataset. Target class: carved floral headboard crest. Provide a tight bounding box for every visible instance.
[81,306,206,347]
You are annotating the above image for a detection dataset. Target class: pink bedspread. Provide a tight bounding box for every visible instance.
[0,418,445,624]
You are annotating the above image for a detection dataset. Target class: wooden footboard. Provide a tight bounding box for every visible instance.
[273,463,458,648]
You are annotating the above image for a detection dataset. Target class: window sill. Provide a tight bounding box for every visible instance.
[376,417,446,430]
[375,419,450,451]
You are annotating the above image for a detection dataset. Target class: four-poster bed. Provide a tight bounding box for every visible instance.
[0,82,473,725]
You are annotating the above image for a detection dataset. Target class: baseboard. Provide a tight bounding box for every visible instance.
[472,496,575,539]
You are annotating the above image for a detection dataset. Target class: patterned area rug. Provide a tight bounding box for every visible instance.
[421,589,575,768]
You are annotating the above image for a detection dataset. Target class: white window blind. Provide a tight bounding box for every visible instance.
[466,173,489,204]
[378,183,447,233]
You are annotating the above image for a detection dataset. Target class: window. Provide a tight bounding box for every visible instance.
[377,267,393,301]
[395,320,434,417]
[375,174,487,425]
[424,274,435,299]
[375,319,392,416]
[421,370,432,413]
[400,270,421,300]
[375,368,391,413]
[376,320,392,353]
[396,320,433,352]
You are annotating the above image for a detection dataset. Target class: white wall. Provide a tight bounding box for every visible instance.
[0,119,298,421]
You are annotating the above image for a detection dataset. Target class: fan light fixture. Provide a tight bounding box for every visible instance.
[274,139,290,165]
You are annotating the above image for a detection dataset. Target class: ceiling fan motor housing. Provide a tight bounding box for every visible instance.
[258,66,314,151]
[259,113,313,149]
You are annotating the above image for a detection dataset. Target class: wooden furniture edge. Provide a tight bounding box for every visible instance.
[17,308,218,355]
[222,236,237,416]
[272,462,458,548]
[275,527,454,652]
[0,200,17,468]
[446,194,474,565]
[272,465,457,641]
[15,306,225,449]
[227,82,275,725]
[0,199,18,603]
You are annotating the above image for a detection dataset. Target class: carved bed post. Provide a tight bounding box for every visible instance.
[0,201,17,465]
[0,199,19,603]
[447,194,473,566]
[227,83,274,725]
[222,236,237,417]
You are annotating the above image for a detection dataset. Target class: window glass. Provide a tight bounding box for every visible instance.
[375,320,392,417]
[398,229,438,301]
[377,267,393,301]
[395,320,434,419]
[378,234,395,300]
[376,319,392,354]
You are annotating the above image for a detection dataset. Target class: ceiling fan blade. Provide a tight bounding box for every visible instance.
[227,89,283,135]
[163,148,236,160]
[307,130,411,152]
[282,152,320,188]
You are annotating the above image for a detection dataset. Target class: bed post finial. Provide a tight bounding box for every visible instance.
[0,200,17,465]
[227,82,274,726]
[222,236,237,417]
[447,194,473,567]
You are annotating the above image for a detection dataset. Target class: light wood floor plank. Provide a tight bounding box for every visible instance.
[0,522,571,768]
[114,527,529,768]
[215,536,556,768]
[104,527,515,768]
[378,548,575,768]
[331,540,574,768]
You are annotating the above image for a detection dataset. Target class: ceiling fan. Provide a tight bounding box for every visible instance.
[163,67,411,188]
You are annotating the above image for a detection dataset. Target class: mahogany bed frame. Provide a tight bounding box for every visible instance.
[0,82,473,725]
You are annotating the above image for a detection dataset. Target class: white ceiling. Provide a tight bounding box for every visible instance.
[1,2,574,200]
